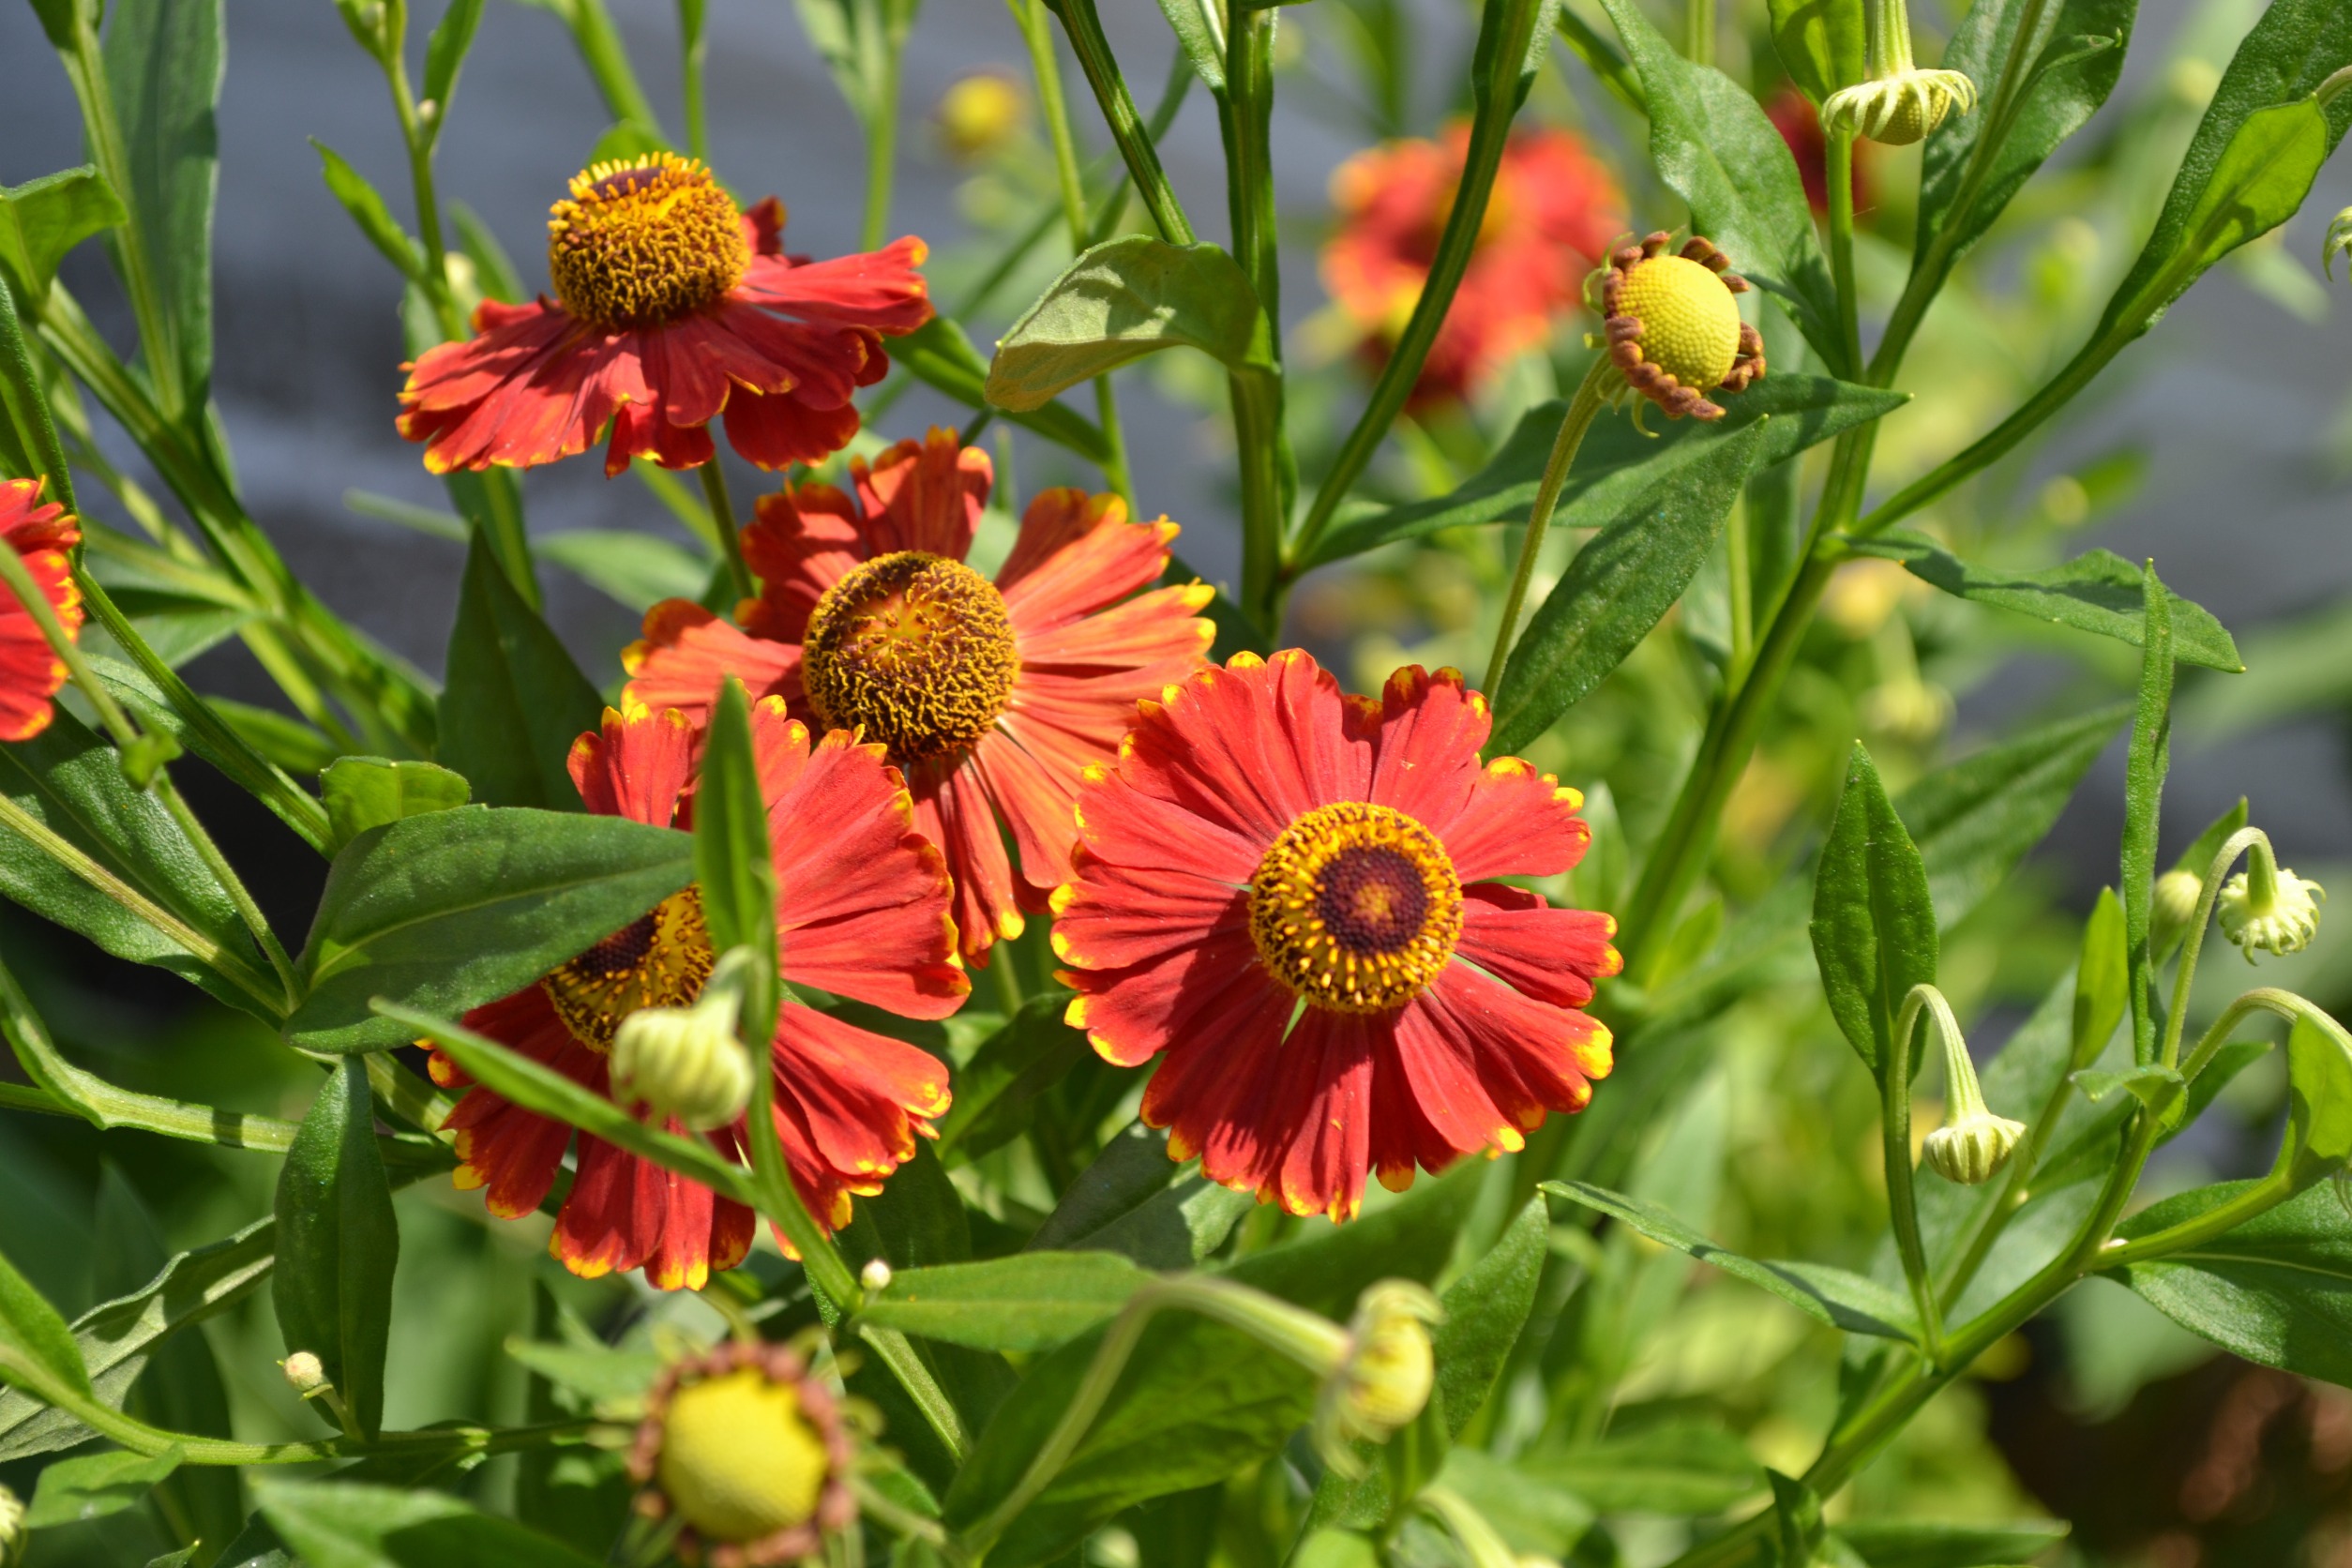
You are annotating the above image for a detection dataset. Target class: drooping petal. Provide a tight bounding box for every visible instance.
[567,704,696,825]
[1435,753,1591,883]
[1456,883,1621,1008]
[851,428,992,559]
[996,491,1170,626]
[623,603,804,728]
[740,483,867,642]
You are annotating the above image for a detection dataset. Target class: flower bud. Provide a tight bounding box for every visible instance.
[1588,232,1765,427]
[1821,70,1979,144]
[860,1258,893,1293]
[611,985,755,1132]
[1312,1280,1442,1476]
[1922,1110,2026,1185]
[2218,846,2325,963]
[2328,205,2351,281]
[281,1350,328,1395]
[2150,867,2204,958]
[629,1342,856,1566]
[935,73,1026,162]
[0,1483,23,1568]
[1862,675,1952,745]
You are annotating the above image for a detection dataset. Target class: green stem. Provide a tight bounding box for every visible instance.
[698,461,756,603]
[680,0,709,161]
[1827,129,1863,376]
[2102,1169,2294,1269]
[1484,358,1610,693]
[954,1277,1349,1560]
[1287,0,1543,571]
[1885,986,1947,1359]
[1043,0,1197,245]
[1686,0,1716,66]
[1224,6,1291,627]
[2161,828,2268,1068]
[861,36,904,250]
[564,0,667,135]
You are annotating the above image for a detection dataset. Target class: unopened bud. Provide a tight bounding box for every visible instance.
[1312,1280,1441,1477]
[281,1350,328,1395]
[0,1484,23,1567]
[1922,1111,2026,1185]
[2150,867,2203,957]
[630,1342,855,1560]
[2219,845,2325,963]
[2327,205,2351,281]
[860,1258,893,1293]
[612,986,755,1132]
[934,73,1026,161]
[1862,676,1952,744]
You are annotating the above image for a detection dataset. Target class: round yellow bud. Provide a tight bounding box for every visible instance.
[281,1350,328,1395]
[1611,255,1741,391]
[657,1370,831,1545]
[936,73,1027,161]
[2150,867,2204,957]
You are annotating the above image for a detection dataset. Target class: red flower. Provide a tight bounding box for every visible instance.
[1052,652,1620,1222]
[398,154,931,478]
[1321,124,1623,406]
[0,477,83,744]
[430,702,967,1290]
[1766,88,1870,217]
[624,429,1214,964]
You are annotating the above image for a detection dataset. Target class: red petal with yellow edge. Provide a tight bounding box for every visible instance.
[741,482,866,642]
[441,988,596,1219]
[1388,988,1520,1164]
[911,755,1021,962]
[622,603,802,729]
[1425,961,1611,1112]
[847,428,991,559]
[568,704,695,825]
[995,491,1167,625]
[0,478,86,744]
[1365,664,1491,836]
[1272,1009,1381,1221]
[1050,855,1245,974]
[1437,755,1591,883]
[1119,653,1371,850]
[1456,883,1620,1008]
[1092,930,1286,1074]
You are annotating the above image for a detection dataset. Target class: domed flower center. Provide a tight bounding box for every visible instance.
[542,887,715,1052]
[1614,254,1741,389]
[656,1368,831,1544]
[547,154,748,329]
[1249,802,1463,1014]
[800,551,1019,764]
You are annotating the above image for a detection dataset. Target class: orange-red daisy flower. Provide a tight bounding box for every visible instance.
[429,701,967,1289]
[1321,124,1623,406]
[1051,651,1620,1222]
[398,154,932,478]
[0,477,83,744]
[623,428,1214,963]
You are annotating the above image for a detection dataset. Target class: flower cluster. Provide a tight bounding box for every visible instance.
[364,155,1621,1293]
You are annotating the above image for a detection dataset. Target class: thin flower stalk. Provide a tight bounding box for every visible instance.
[1485,355,1610,692]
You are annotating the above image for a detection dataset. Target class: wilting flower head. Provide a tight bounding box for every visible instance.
[625,428,1214,962]
[1922,1110,2024,1185]
[1321,124,1623,406]
[1821,0,1977,146]
[1591,233,1766,424]
[430,702,966,1289]
[2218,845,2325,963]
[398,153,931,477]
[629,1341,855,1568]
[1313,1280,1442,1475]
[1053,653,1620,1220]
[0,477,83,744]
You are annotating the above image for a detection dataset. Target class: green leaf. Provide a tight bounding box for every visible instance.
[986,237,1274,412]
[858,1252,1153,1351]
[0,1238,91,1399]
[1023,1124,1253,1269]
[2107,1181,2352,1387]
[0,704,262,1014]
[103,0,224,403]
[1771,1471,1828,1568]
[1810,745,1939,1078]
[1896,706,2125,927]
[1767,0,1864,102]
[1842,533,2240,671]
[310,142,423,279]
[321,758,471,855]
[501,1337,664,1409]
[285,806,695,1053]
[938,992,1093,1162]
[1307,376,1903,570]
[2121,564,2172,1067]
[1543,1181,1919,1339]
[419,0,489,130]
[1837,1519,2070,1568]
[891,316,1112,465]
[2173,798,2250,880]
[24,1446,184,1528]
[438,535,606,810]
[0,166,126,305]
[535,530,711,613]
[260,1479,608,1568]
[2071,1063,2183,1112]
[0,1214,272,1460]
[1598,0,1845,370]
[2072,887,2128,1070]
[1488,421,1768,753]
[274,1059,399,1440]
[2098,0,2352,348]
[1516,1421,1765,1514]
[695,680,778,1033]
[1153,0,1226,93]
[942,1167,1480,1567]
[1912,0,2135,301]
[2279,1011,2352,1191]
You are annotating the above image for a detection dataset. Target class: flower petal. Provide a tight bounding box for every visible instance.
[1456,882,1621,1007]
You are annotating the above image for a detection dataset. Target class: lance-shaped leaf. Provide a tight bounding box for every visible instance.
[26,1447,184,1528]
[1598,0,1845,370]
[939,993,1093,1162]
[857,1252,1154,1352]
[1811,746,1939,1078]
[1843,533,2240,671]
[1489,421,1768,753]
[1837,1518,2071,1567]
[103,0,224,404]
[2107,1181,2352,1387]
[986,237,1274,413]
[285,806,694,1053]
[261,1480,608,1568]
[2278,1011,2352,1193]
[1543,1182,1919,1340]
[439,537,604,811]
[311,142,423,279]
[694,679,779,1037]
[1517,1421,1764,1515]
[0,1240,90,1402]
[2121,565,2172,1066]
[274,1058,399,1440]
[0,166,125,305]
[1024,1123,1254,1270]
[1306,376,1902,570]
[1768,0,1863,103]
